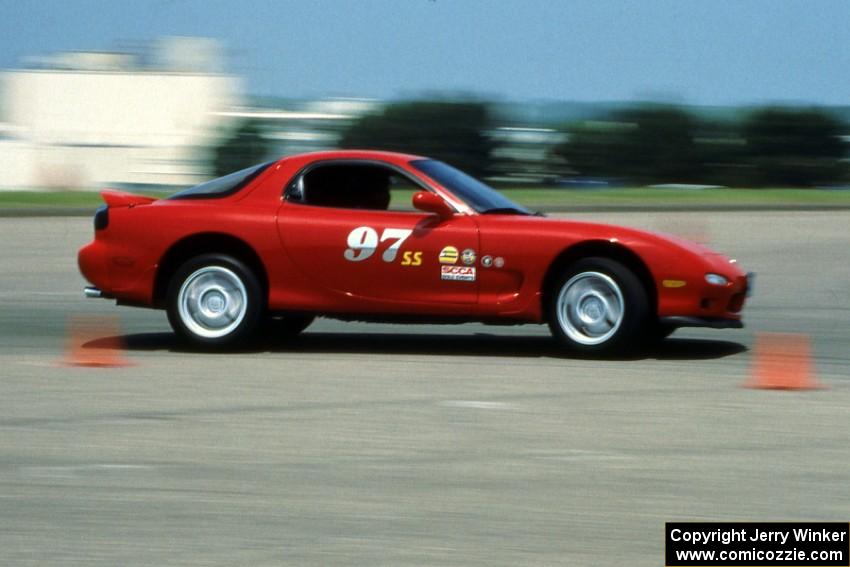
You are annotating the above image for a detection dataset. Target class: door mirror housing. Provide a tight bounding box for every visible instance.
[412,191,454,219]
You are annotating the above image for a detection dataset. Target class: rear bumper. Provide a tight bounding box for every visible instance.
[78,237,156,305]
[659,316,744,329]
[78,240,110,290]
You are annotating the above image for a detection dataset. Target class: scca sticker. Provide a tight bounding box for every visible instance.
[441,265,476,281]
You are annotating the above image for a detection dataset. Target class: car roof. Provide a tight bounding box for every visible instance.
[276,149,427,165]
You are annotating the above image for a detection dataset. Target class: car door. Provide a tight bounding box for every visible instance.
[276,161,480,312]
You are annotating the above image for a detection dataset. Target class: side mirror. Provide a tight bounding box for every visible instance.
[412,191,453,220]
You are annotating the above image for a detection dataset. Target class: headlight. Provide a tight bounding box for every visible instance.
[705,273,728,286]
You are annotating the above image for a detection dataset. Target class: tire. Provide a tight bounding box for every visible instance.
[651,322,676,341]
[546,257,650,354]
[166,254,263,347]
[263,313,315,338]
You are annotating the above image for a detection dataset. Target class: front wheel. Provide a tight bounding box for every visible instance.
[651,322,676,341]
[547,257,650,354]
[263,313,315,338]
[166,254,263,347]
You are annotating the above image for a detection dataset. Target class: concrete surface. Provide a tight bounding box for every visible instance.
[0,212,848,566]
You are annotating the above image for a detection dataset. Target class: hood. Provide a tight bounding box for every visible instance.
[491,214,743,278]
[541,217,721,256]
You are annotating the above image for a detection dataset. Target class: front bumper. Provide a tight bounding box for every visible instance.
[657,271,753,330]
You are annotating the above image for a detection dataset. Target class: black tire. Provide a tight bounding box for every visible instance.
[651,322,676,341]
[166,254,263,347]
[262,313,315,338]
[546,257,650,354]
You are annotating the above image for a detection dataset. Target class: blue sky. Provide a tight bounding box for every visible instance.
[1,0,848,105]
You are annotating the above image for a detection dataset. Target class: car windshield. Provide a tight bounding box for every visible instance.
[410,159,533,215]
[169,161,273,199]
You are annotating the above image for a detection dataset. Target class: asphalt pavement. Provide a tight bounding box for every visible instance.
[0,212,848,566]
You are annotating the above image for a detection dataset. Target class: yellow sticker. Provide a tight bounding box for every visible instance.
[662,279,687,288]
[438,246,459,265]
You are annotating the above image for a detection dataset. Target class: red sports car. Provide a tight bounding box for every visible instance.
[78,150,751,353]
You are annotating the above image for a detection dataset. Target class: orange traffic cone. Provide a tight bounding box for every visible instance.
[746,332,820,390]
[63,315,131,368]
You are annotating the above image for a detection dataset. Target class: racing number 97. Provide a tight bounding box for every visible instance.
[344,226,413,263]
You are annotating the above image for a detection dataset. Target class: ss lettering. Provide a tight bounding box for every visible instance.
[401,251,423,266]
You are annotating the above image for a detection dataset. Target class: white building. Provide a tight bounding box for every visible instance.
[0,37,243,190]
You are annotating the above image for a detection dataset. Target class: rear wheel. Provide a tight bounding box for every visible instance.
[547,257,649,354]
[166,254,263,347]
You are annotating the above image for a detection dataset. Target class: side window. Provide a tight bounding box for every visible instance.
[289,163,421,212]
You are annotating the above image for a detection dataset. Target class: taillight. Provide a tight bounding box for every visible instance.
[94,205,109,230]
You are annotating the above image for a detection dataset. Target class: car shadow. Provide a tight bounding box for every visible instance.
[85,331,748,361]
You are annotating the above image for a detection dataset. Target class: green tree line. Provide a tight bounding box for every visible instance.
[554,105,848,187]
[213,101,849,188]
